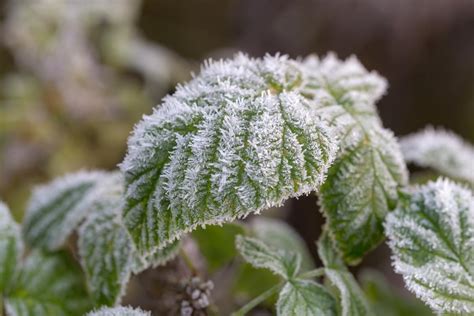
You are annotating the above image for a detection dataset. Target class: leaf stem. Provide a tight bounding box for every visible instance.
[299,268,325,279]
[231,282,283,316]
[179,247,198,275]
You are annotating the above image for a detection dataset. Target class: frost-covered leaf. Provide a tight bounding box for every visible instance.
[317,230,375,316]
[236,235,301,279]
[22,170,106,250]
[4,251,91,316]
[360,269,434,316]
[252,217,314,272]
[193,223,246,272]
[300,53,387,147]
[385,179,474,314]
[79,206,133,306]
[320,128,408,264]
[276,279,336,316]
[401,127,474,185]
[120,54,338,254]
[77,173,180,306]
[0,201,23,292]
[86,306,151,316]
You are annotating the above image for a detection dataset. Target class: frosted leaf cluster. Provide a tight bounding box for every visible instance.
[236,234,336,315]
[121,53,338,253]
[87,306,151,316]
[317,230,374,316]
[401,127,474,185]
[385,179,474,314]
[23,170,180,307]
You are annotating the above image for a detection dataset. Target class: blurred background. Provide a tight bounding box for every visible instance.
[0,0,472,313]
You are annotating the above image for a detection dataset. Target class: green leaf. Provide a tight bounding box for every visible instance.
[360,269,434,316]
[78,206,134,306]
[120,54,338,254]
[0,201,23,292]
[192,223,246,272]
[320,128,408,264]
[86,306,151,316]
[22,170,107,250]
[77,173,180,306]
[276,279,336,316]
[252,217,314,272]
[317,230,374,316]
[4,251,91,316]
[236,235,301,279]
[401,127,474,186]
[385,179,474,314]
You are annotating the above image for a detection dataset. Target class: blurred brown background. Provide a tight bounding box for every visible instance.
[0,0,472,313]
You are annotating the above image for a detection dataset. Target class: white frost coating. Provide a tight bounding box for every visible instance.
[401,126,474,185]
[22,170,106,250]
[385,179,474,314]
[276,279,336,316]
[0,201,23,291]
[300,53,387,147]
[320,127,408,263]
[235,235,301,279]
[120,53,339,253]
[86,306,151,316]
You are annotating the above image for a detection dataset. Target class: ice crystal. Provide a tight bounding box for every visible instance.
[401,126,474,185]
[385,179,474,314]
[120,53,338,253]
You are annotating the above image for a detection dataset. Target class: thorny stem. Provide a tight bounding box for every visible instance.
[179,247,198,276]
[231,282,283,316]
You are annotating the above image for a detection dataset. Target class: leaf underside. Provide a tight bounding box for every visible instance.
[121,54,338,253]
[385,179,474,314]
[86,306,151,316]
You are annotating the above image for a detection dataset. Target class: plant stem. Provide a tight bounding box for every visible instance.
[231,282,283,316]
[179,247,198,275]
[299,268,325,279]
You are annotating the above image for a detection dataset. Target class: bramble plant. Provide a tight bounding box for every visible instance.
[1,53,473,316]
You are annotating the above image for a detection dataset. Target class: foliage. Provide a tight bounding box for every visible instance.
[1,53,473,315]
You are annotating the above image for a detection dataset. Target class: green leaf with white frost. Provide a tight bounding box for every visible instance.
[236,235,301,279]
[22,170,106,250]
[320,127,408,264]
[252,217,315,272]
[0,201,23,292]
[276,279,337,316]
[77,172,180,306]
[4,251,91,316]
[317,229,375,316]
[300,53,387,147]
[86,306,151,316]
[400,127,474,186]
[120,54,338,254]
[385,179,474,314]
